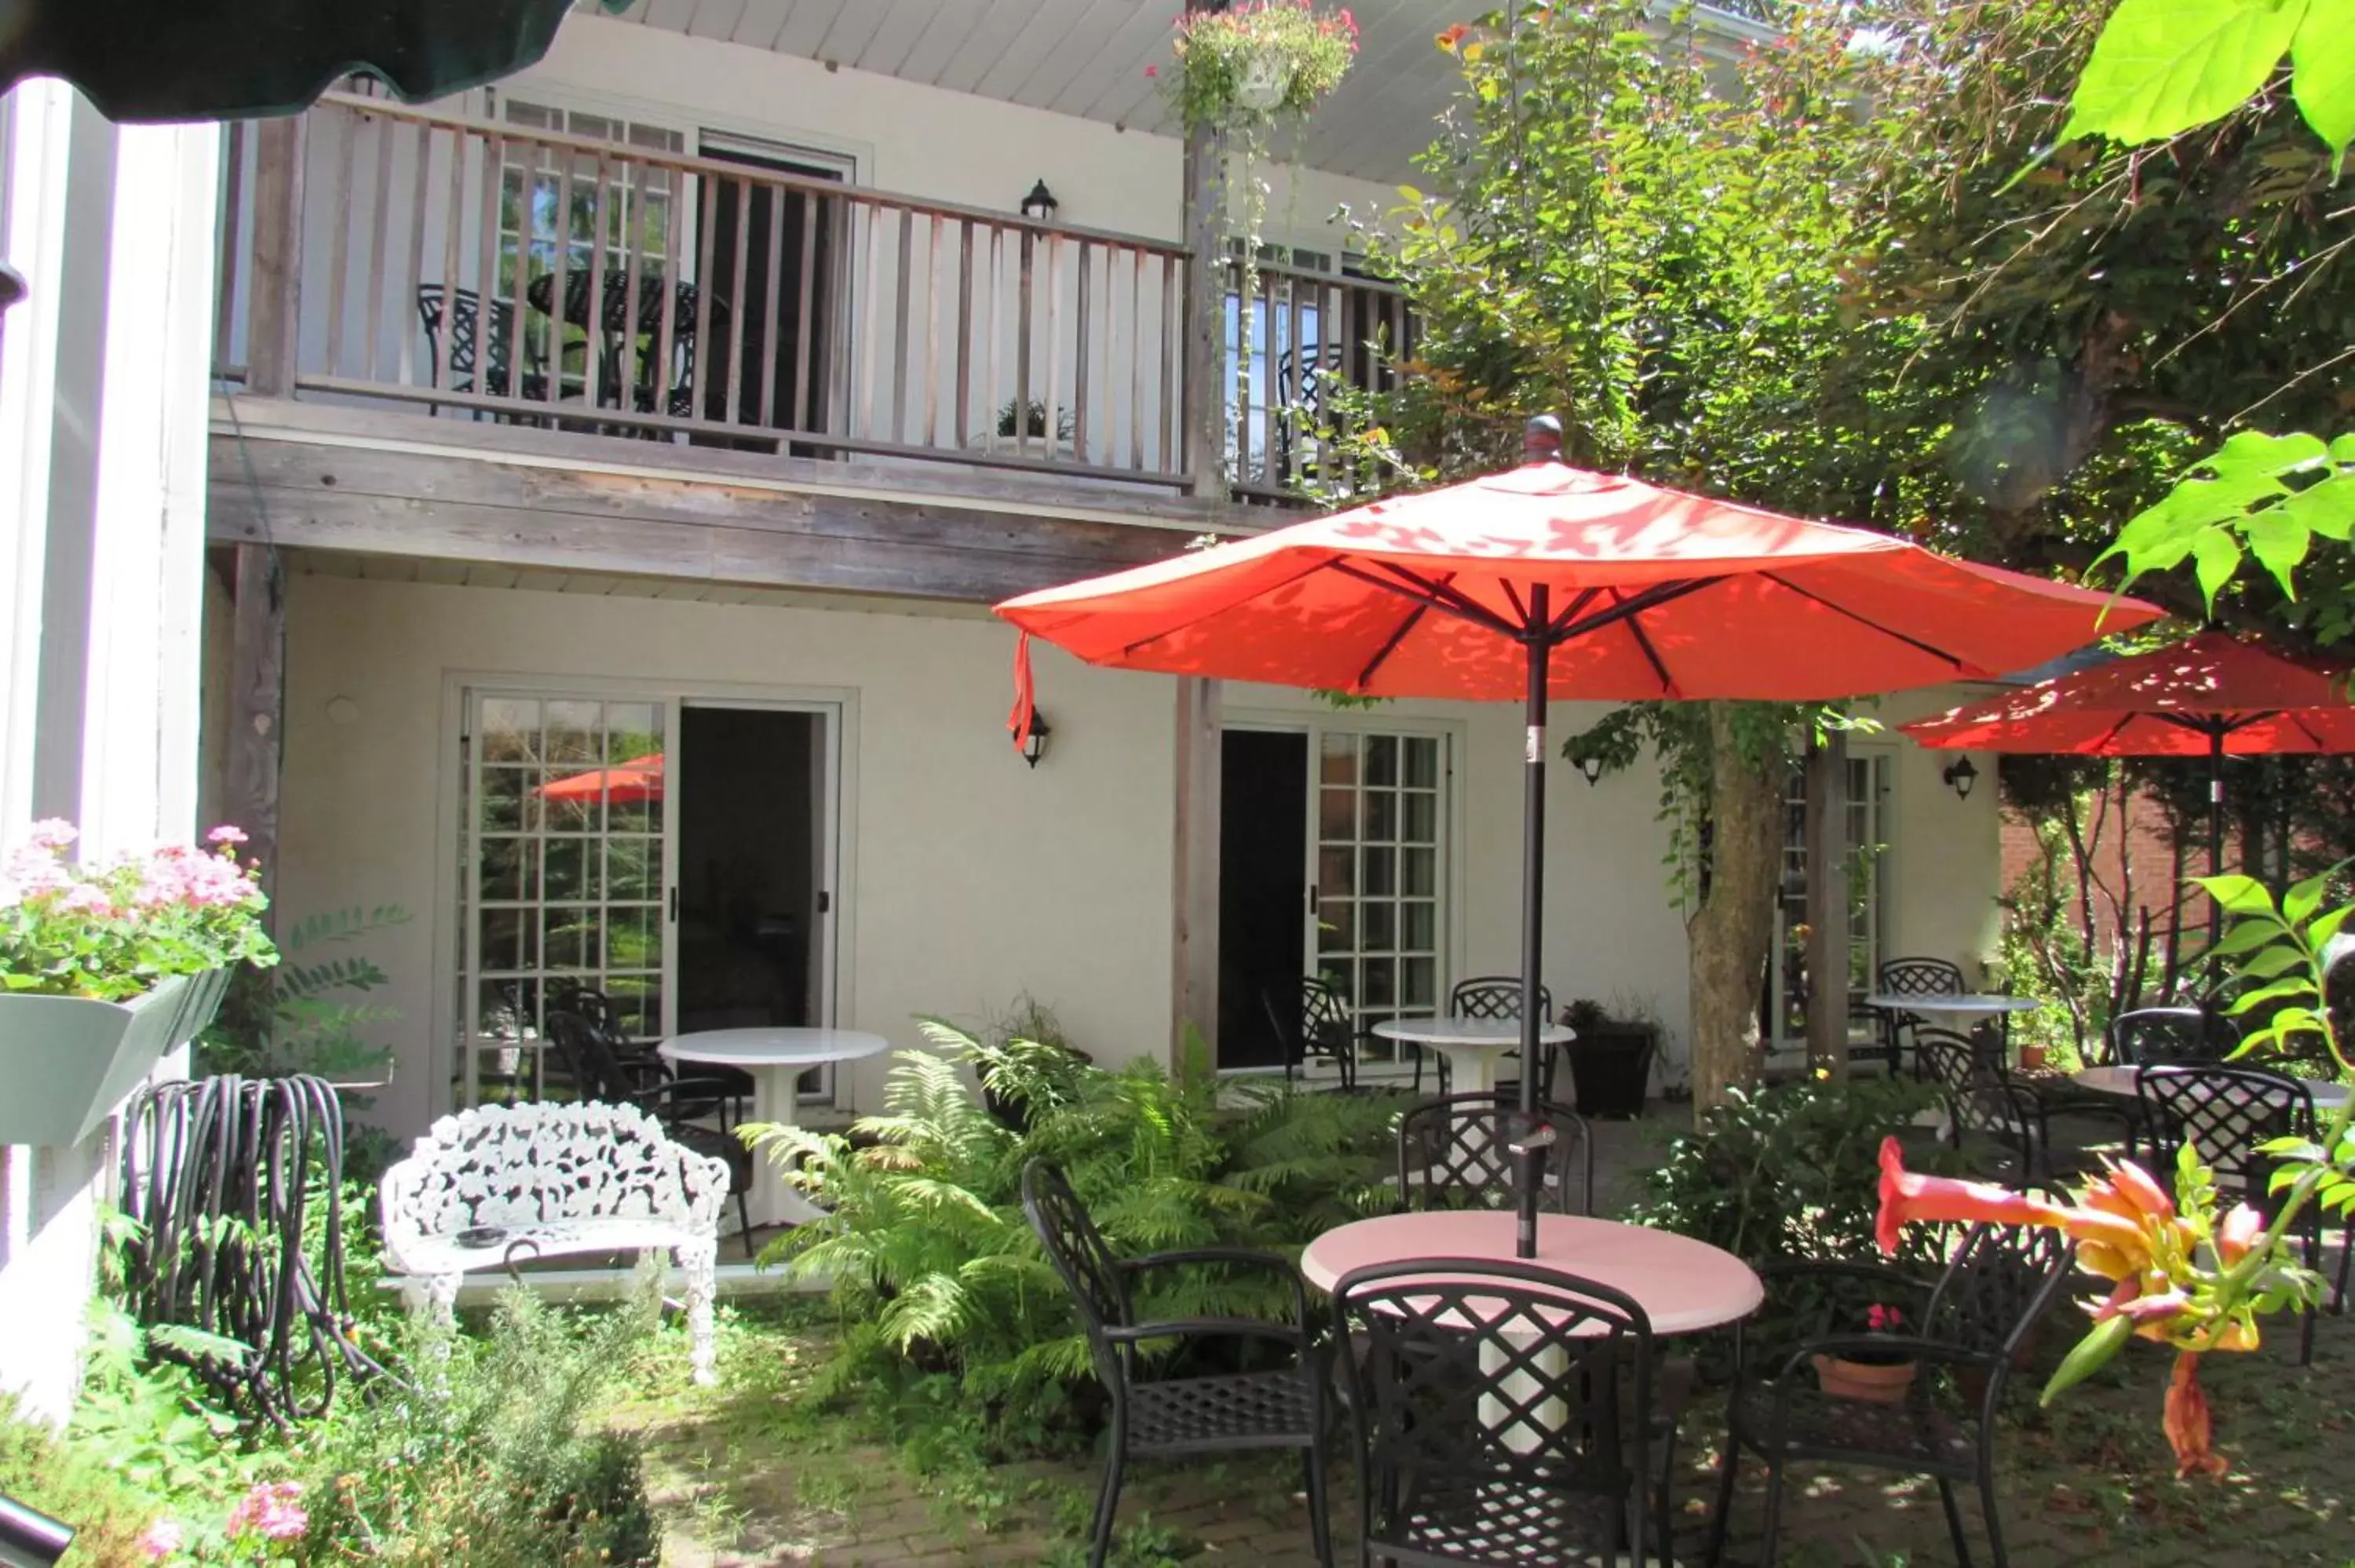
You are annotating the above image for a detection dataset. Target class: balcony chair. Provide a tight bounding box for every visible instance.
[1707,1221,2073,1568]
[414,284,546,407]
[1021,1160,1333,1568]
[1331,1257,1661,1568]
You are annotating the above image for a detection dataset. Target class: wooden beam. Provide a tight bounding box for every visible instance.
[206,433,1186,603]
[227,543,284,908]
[244,119,305,397]
[1803,731,1851,1078]
[1170,675,1221,1069]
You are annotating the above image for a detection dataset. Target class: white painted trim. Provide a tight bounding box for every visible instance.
[491,78,878,189]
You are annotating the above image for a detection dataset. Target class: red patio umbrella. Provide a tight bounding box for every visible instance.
[1900,630,2355,933]
[998,418,2163,1256]
[535,753,665,805]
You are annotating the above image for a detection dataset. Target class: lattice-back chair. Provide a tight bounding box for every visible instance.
[2136,1064,2342,1362]
[1873,957,1966,1074]
[1916,1029,2138,1186]
[543,1009,753,1241]
[1332,1258,1658,1568]
[414,284,542,407]
[549,981,747,1124]
[2106,1006,2237,1067]
[1450,975,1557,1099]
[1020,1161,1333,1568]
[1397,1092,1594,1218]
[1709,1221,2073,1568]
[1263,975,1360,1090]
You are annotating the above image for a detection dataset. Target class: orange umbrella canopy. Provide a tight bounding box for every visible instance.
[997,429,2163,702]
[1900,631,2355,755]
[536,753,665,804]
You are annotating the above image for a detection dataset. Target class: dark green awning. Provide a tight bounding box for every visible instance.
[0,0,629,123]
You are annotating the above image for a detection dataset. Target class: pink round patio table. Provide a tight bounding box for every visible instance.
[1301,1211,1763,1336]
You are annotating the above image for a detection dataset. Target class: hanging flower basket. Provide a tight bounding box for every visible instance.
[0,819,276,1145]
[1169,1,1358,133]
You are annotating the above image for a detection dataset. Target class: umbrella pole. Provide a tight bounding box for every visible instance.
[2208,725,2225,949]
[1516,589,1550,1263]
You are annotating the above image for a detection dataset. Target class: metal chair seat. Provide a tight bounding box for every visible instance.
[1384,1469,1628,1565]
[1128,1366,1321,1454]
[1729,1380,1975,1474]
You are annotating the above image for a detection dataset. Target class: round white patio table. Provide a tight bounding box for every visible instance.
[1863,993,2046,1023]
[2072,1064,2353,1110]
[1371,1016,1576,1097]
[659,1026,890,1230]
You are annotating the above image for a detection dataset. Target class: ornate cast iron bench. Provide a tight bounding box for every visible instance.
[380,1100,730,1383]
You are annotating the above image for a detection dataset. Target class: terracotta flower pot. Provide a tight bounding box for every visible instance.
[1811,1352,1919,1405]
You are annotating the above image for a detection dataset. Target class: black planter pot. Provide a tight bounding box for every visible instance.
[1567,1024,1657,1119]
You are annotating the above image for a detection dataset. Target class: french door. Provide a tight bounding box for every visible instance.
[454,686,842,1109]
[1769,750,1890,1049]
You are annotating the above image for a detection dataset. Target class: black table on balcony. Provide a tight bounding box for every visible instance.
[523,272,728,419]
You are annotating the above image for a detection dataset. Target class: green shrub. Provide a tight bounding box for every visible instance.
[0,1393,166,1568]
[753,1019,1395,1451]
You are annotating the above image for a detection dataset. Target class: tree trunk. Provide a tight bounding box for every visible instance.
[1689,702,1786,1117]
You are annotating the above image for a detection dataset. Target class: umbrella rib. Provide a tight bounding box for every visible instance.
[1356,599,1433,691]
[1546,587,1604,640]
[1619,608,1681,698]
[1331,560,1521,637]
[1761,573,1977,671]
[1553,577,1722,643]
[1116,554,1338,658]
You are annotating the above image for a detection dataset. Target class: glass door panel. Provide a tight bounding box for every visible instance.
[1311,727,1448,1066]
[1770,753,1887,1048]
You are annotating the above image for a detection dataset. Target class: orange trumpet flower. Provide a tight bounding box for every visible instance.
[2163,1353,2228,1479]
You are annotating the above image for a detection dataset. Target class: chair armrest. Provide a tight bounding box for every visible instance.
[1101,1316,1311,1350]
[1123,1248,1312,1335]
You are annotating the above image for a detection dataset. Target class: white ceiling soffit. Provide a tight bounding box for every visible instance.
[601,0,1778,185]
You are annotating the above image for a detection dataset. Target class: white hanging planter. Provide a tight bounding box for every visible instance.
[1233,52,1294,111]
[0,968,230,1146]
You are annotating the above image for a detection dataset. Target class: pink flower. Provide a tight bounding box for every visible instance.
[1144,63,1158,76]
[1866,1303,1903,1332]
[226,1481,307,1541]
[140,1518,184,1561]
[57,884,115,917]
[206,825,248,846]
[24,819,76,851]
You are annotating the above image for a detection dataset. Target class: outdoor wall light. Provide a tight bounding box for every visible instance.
[0,1495,75,1568]
[1020,179,1059,223]
[1944,756,1980,801]
[1015,707,1053,768]
[1572,752,1604,787]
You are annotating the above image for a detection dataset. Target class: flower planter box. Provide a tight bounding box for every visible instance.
[1566,1023,1658,1120]
[1811,1352,1918,1404]
[0,968,230,1146]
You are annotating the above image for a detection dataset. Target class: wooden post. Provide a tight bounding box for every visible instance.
[1171,4,1228,1067]
[1803,731,1851,1078]
[227,543,285,910]
[245,116,305,397]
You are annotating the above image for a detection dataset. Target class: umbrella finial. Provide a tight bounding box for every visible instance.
[1522,414,1563,464]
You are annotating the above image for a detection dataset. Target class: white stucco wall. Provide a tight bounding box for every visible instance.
[268,571,2002,1136]
[0,84,220,1424]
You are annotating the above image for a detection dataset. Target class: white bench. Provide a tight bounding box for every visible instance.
[381,1100,730,1384]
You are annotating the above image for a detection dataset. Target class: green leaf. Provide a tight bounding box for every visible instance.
[2208,918,2287,959]
[2284,872,2333,926]
[2191,526,2245,609]
[2194,873,2276,914]
[2280,472,2355,541]
[2061,0,2309,148]
[2244,509,2311,596]
[2042,1312,2135,1404]
[2291,2,2355,162]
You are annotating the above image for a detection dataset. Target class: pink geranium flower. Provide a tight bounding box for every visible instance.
[226,1480,308,1541]
[139,1517,184,1561]
[206,825,249,845]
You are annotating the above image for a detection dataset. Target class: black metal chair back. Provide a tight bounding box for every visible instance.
[1263,975,1357,1088]
[1021,1159,1141,1391]
[2107,1006,2236,1067]
[2135,1065,2313,1189]
[1333,1258,1655,1568]
[1926,1220,2074,1378]
[1878,957,1965,998]
[1396,1092,1594,1216]
[416,284,527,399]
[1449,976,1554,1022]
[544,1008,635,1103]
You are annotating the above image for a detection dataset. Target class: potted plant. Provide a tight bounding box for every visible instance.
[0,820,277,1145]
[1812,1303,1919,1403]
[1559,994,1659,1119]
[1167,2,1358,134]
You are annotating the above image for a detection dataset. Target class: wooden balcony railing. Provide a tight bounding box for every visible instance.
[213,93,1417,500]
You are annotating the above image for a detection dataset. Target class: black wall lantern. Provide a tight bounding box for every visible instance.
[1016,707,1053,768]
[1943,756,1979,801]
[1020,179,1058,223]
[1571,752,1604,787]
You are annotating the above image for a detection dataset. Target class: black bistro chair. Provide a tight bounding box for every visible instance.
[2136,1064,2346,1363]
[1450,976,1557,1099]
[415,284,545,407]
[550,982,750,1124]
[1872,957,1966,1074]
[1707,1221,2073,1568]
[1396,1092,1594,1217]
[1264,975,1363,1090]
[544,1008,754,1242]
[2106,1006,2238,1067]
[1332,1257,1660,1568]
[1021,1161,1333,1568]
[1915,1030,2137,1183]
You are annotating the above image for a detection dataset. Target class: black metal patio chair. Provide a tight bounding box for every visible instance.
[1916,1030,2137,1184]
[1264,975,1363,1090]
[1332,1256,1659,1567]
[1396,1091,1594,1218]
[544,1008,754,1241]
[415,283,545,407]
[2136,1064,2346,1363]
[1707,1220,2073,1568]
[550,981,749,1124]
[1873,957,1966,1075]
[1450,975,1557,1100]
[1021,1161,1333,1568]
[2106,1006,2238,1068]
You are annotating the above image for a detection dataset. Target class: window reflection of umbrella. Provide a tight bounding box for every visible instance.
[996,416,2162,1260]
[535,753,665,804]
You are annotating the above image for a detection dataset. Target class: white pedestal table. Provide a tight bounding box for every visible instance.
[659,1026,891,1229]
[1371,1016,1577,1096]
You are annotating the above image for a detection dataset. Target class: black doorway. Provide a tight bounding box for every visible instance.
[696,140,841,447]
[677,706,826,1040]
[1218,729,1307,1068]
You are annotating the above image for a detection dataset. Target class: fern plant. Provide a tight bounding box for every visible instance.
[201,905,409,1085]
[747,1018,1394,1450]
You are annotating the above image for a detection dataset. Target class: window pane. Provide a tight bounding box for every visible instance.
[1365,789,1398,844]
[479,698,540,763]
[1402,956,1436,1008]
[544,700,601,764]
[1318,902,1354,953]
[542,906,599,971]
[1363,901,1397,951]
[1404,737,1439,788]
[1364,847,1396,896]
[1402,900,1436,951]
[1364,961,1397,1008]
[606,905,659,969]
[1318,845,1355,899]
[480,768,531,831]
[1365,735,1398,786]
[608,837,658,900]
[1403,790,1437,844]
[1319,788,1356,841]
[544,838,595,900]
[1319,733,1357,786]
[1402,847,1436,896]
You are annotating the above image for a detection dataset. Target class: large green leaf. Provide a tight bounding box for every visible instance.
[2291,3,2355,161]
[2061,0,2310,148]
